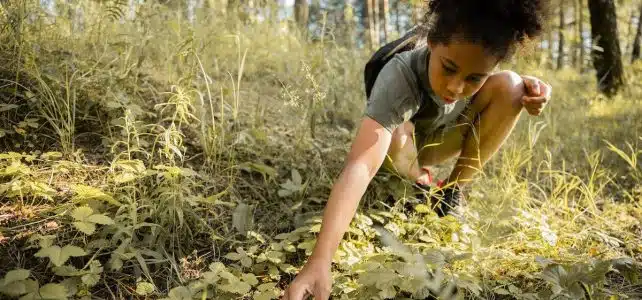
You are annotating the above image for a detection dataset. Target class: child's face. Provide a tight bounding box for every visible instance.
[427,39,500,103]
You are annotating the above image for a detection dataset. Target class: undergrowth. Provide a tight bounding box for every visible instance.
[0,1,641,299]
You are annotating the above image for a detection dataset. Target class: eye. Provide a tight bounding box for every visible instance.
[466,76,482,83]
[442,64,456,75]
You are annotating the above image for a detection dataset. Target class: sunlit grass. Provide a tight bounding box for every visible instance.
[0,1,640,299]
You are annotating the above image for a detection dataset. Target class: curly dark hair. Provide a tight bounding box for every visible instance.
[420,0,550,61]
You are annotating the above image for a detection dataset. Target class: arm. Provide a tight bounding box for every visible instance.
[308,117,392,263]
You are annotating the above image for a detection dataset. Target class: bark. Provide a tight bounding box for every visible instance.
[294,0,309,33]
[380,0,389,43]
[571,0,578,67]
[394,0,400,34]
[367,0,375,49]
[578,0,585,70]
[587,0,624,97]
[632,4,642,62]
[557,4,565,70]
[373,0,380,48]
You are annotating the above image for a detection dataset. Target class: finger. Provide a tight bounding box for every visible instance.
[284,285,308,300]
[525,101,544,110]
[527,107,542,116]
[522,96,547,105]
[315,286,332,300]
[524,79,540,96]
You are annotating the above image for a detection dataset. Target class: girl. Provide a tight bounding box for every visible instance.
[283,0,552,299]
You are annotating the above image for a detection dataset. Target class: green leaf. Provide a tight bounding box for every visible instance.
[265,251,283,264]
[224,253,243,261]
[219,281,252,295]
[166,286,192,300]
[242,273,259,286]
[73,221,96,235]
[71,206,93,221]
[81,274,100,287]
[241,256,253,268]
[86,214,114,225]
[3,269,30,285]
[71,185,122,207]
[38,283,68,300]
[254,289,280,300]
[35,246,64,266]
[0,104,19,112]
[52,265,82,277]
[291,169,302,185]
[35,245,86,267]
[136,282,155,296]
[1,281,27,297]
[257,283,278,291]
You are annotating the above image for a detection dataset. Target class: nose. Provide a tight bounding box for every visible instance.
[446,79,464,96]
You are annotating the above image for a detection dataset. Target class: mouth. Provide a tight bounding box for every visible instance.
[443,96,456,104]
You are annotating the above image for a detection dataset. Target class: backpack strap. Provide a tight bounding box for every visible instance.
[364,26,421,99]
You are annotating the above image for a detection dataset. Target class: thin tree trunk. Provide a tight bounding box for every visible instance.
[631,4,642,62]
[373,0,380,48]
[622,7,636,59]
[587,0,624,97]
[578,0,585,70]
[571,0,578,67]
[367,0,375,50]
[394,0,400,34]
[294,0,309,34]
[557,4,565,69]
[548,27,555,69]
[380,0,389,43]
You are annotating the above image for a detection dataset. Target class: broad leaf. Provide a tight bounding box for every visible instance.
[73,221,96,235]
[136,282,155,296]
[219,281,252,295]
[1,281,27,297]
[242,273,259,286]
[3,269,30,285]
[35,245,87,267]
[38,283,68,300]
[71,206,93,221]
[86,214,114,225]
[166,286,192,300]
[81,274,100,287]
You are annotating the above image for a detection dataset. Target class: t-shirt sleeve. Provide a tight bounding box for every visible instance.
[364,58,420,133]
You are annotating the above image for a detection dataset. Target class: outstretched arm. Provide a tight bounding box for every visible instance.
[283,117,392,300]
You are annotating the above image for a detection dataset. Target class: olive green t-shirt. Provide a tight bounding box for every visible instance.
[364,45,470,142]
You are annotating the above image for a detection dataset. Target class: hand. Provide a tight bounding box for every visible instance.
[282,259,332,300]
[521,75,552,116]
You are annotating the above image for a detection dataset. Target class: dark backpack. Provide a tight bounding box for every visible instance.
[363,26,422,99]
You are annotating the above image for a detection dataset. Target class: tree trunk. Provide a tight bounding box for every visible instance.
[394,0,400,34]
[380,0,389,43]
[632,4,642,62]
[557,4,565,70]
[578,0,585,70]
[294,0,309,33]
[571,0,577,67]
[548,27,555,69]
[367,0,376,50]
[587,0,624,97]
[373,0,380,48]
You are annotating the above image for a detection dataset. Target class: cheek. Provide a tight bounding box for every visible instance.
[428,65,444,90]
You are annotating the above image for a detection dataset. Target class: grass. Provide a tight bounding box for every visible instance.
[0,1,641,299]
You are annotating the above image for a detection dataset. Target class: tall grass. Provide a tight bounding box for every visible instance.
[0,1,640,299]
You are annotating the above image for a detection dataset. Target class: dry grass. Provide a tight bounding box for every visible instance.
[0,1,641,299]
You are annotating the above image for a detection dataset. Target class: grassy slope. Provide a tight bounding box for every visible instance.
[0,2,641,299]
